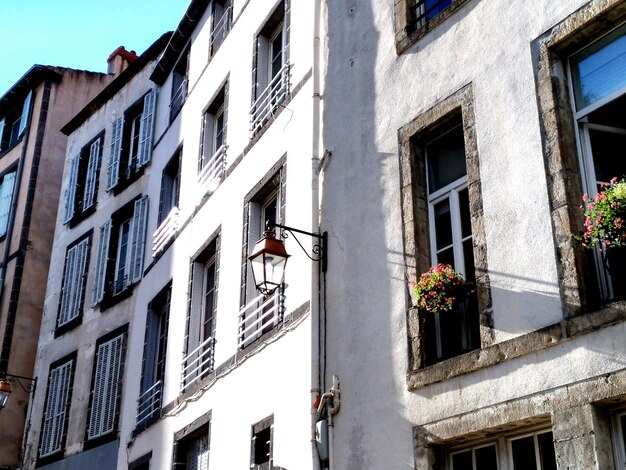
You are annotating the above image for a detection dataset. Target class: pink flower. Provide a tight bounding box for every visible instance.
[582,193,588,202]
[611,176,619,184]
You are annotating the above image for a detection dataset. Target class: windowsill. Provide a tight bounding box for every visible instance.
[54,316,82,338]
[82,431,118,452]
[0,134,25,159]
[98,283,135,311]
[110,166,145,197]
[395,0,472,54]
[407,300,626,390]
[67,205,97,229]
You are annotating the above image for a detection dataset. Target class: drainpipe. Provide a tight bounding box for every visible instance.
[311,0,324,467]
[0,93,33,373]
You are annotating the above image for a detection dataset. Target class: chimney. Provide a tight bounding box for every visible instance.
[107,46,139,77]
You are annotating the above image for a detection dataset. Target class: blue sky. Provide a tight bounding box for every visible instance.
[0,0,190,96]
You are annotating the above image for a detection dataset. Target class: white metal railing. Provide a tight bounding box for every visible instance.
[180,336,215,391]
[152,207,180,257]
[198,145,227,194]
[210,6,232,53]
[237,292,281,349]
[136,380,162,426]
[250,63,290,136]
[170,78,188,121]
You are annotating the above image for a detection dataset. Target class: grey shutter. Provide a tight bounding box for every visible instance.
[278,165,287,224]
[0,119,5,149]
[88,333,125,439]
[246,202,262,302]
[18,91,32,136]
[92,221,111,305]
[240,204,250,308]
[63,156,79,224]
[39,360,73,457]
[188,262,205,353]
[58,238,90,327]
[82,138,101,211]
[141,308,159,392]
[106,117,123,190]
[138,90,156,166]
[256,37,270,98]
[128,196,149,283]
[0,171,16,236]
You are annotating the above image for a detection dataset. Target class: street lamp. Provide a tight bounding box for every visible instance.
[0,373,37,411]
[248,223,327,296]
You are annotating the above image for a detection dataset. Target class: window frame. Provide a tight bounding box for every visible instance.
[170,46,190,123]
[398,85,492,371]
[0,91,31,155]
[172,411,212,470]
[250,414,274,470]
[209,0,233,56]
[0,167,17,237]
[158,148,181,224]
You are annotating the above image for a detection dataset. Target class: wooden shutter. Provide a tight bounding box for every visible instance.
[57,238,89,327]
[141,307,159,393]
[0,171,16,236]
[82,138,101,211]
[128,196,149,283]
[186,434,209,470]
[92,221,111,305]
[63,156,79,224]
[246,202,262,303]
[106,117,123,190]
[39,360,74,457]
[18,91,32,136]
[138,90,156,166]
[88,333,125,439]
[188,262,205,354]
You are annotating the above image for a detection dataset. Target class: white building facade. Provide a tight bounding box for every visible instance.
[23,0,324,469]
[319,0,626,469]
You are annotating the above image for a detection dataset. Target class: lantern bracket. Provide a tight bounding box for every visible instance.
[270,223,327,273]
[0,372,37,394]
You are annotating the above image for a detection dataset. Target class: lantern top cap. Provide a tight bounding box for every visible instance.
[248,230,291,261]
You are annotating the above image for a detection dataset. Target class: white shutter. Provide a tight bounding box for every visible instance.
[88,333,125,439]
[92,221,111,305]
[39,360,73,458]
[18,91,32,136]
[63,156,79,223]
[82,139,101,210]
[58,238,90,327]
[246,202,262,301]
[186,434,209,470]
[188,262,205,354]
[138,90,156,166]
[106,117,123,190]
[128,196,149,283]
[0,171,16,236]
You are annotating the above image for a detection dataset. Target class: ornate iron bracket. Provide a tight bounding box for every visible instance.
[269,223,327,273]
[0,372,37,394]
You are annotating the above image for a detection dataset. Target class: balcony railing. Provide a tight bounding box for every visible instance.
[238,292,282,349]
[250,63,290,136]
[136,380,162,426]
[180,336,215,392]
[152,207,180,257]
[198,145,227,194]
[109,275,128,297]
[210,6,232,54]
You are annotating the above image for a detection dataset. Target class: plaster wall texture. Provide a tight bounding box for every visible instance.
[319,0,623,468]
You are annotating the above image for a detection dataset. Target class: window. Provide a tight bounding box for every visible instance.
[56,233,91,331]
[170,48,189,122]
[199,84,228,188]
[398,86,491,370]
[251,415,273,470]
[0,91,31,153]
[183,236,220,391]
[86,328,127,442]
[417,121,479,365]
[239,165,286,348]
[64,134,104,224]
[448,430,556,470]
[159,150,181,224]
[173,420,211,470]
[38,355,76,459]
[137,284,170,427]
[92,196,149,305]
[106,90,156,191]
[210,0,232,56]
[250,1,291,135]
[569,24,626,302]
[0,169,17,236]
[412,0,452,28]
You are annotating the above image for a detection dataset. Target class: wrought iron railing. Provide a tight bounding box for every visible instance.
[136,380,162,426]
[210,6,232,54]
[110,275,128,296]
[238,292,282,349]
[180,336,215,392]
[250,63,290,136]
[152,207,180,257]
[198,145,227,194]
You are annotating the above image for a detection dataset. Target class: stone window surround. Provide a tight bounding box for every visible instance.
[534,0,626,317]
[398,83,494,375]
[394,0,473,54]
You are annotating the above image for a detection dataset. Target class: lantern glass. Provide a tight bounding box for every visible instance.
[248,231,290,295]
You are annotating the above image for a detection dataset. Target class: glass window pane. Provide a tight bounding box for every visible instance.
[463,239,475,283]
[475,445,498,470]
[425,0,452,19]
[459,188,472,238]
[451,450,473,470]
[437,247,455,267]
[537,432,557,470]
[511,436,538,470]
[434,199,453,250]
[426,126,467,193]
[572,28,626,110]
[588,128,626,185]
